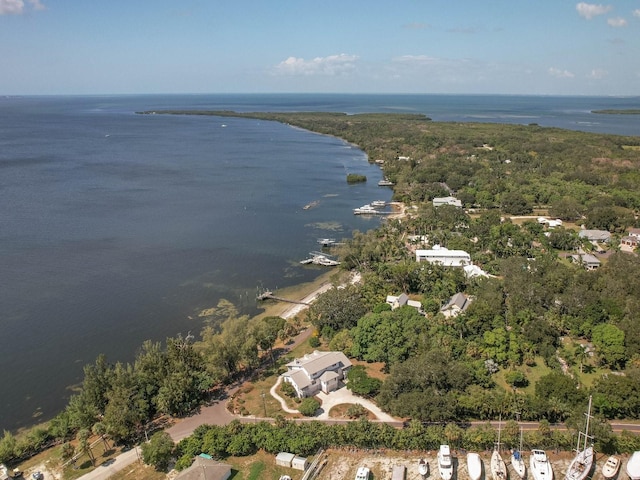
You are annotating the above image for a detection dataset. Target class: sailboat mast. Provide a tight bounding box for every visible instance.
[583,395,593,451]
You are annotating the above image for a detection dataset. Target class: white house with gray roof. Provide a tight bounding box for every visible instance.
[282,350,352,398]
[440,292,473,318]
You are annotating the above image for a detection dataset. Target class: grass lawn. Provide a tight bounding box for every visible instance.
[225,450,305,480]
[494,356,553,396]
[106,460,167,480]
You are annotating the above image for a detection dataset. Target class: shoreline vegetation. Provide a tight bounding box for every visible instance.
[5,109,640,477]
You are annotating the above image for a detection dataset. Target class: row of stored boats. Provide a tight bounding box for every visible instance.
[420,444,635,480]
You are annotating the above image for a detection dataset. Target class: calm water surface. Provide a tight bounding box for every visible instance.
[1,94,638,431]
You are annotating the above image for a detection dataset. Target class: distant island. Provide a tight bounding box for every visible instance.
[592,109,640,115]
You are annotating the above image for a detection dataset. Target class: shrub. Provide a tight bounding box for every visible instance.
[309,336,320,348]
[347,174,367,184]
[298,398,320,417]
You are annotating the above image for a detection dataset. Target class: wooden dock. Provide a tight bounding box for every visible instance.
[256,291,310,305]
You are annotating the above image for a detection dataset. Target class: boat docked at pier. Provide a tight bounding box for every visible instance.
[627,452,640,480]
[353,204,378,215]
[300,252,340,266]
[438,445,454,480]
[467,452,482,480]
[530,450,553,480]
[565,396,594,480]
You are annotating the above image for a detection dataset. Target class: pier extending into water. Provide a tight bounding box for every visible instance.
[256,291,310,305]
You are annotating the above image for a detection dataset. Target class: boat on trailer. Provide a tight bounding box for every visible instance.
[419,458,429,477]
[530,449,553,480]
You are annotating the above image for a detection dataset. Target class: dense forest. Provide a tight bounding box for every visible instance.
[3,111,640,467]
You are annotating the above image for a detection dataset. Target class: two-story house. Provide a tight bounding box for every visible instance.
[282,350,352,398]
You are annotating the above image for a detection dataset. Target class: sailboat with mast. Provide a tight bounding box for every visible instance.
[564,395,594,480]
[491,416,508,480]
[511,427,526,479]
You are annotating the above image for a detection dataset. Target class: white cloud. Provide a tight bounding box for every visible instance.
[28,0,45,11]
[0,0,45,14]
[576,2,612,19]
[607,17,627,27]
[587,69,608,79]
[403,22,430,30]
[0,0,24,14]
[273,54,359,76]
[634,9,640,18]
[548,67,575,78]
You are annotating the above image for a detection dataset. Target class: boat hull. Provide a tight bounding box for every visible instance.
[438,445,453,480]
[467,452,482,480]
[530,450,553,480]
[491,450,507,480]
[510,453,526,480]
[418,459,429,477]
[602,456,619,479]
[627,452,640,480]
[565,447,593,480]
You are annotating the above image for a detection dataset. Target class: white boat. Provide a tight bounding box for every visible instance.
[627,452,640,480]
[371,200,386,207]
[353,204,378,214]
[601,456,620,479]
[565,396,594,480]
[438,444,454,480]
[467,452,482,480]
[491,450,508,480]
[279,476,292,480]
[378,179,394,186]
[419,458,429,477]
[491,417,507,480]
[511,428,526,479]
[355,466,370,480]
[300,252,340,266]
[530,450,553,480]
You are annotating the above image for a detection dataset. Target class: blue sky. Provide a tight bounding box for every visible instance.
[1,0,639,95]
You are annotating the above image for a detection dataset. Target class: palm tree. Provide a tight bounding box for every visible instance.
[92,421,110,451]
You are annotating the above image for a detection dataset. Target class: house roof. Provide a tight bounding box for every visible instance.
[629,228,640,237]
[175,457,232,480]
[287,369,312,390]
[441,293,470,312]
[578,229,611,241]
[286,351,352,377]
[319,370,339,382]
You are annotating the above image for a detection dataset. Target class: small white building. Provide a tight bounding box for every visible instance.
[276,452,296,468]
[282,350,352,398]
[292,456,309,471]
[415,245,471,267]
[433,196,462,208]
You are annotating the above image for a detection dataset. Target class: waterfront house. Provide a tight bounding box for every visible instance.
[282,350,352,398]
[415,245,471,267]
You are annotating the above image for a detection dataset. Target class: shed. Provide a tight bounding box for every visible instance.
[392,465,406,480]
[292,455,309,471]
[276,452,295,468]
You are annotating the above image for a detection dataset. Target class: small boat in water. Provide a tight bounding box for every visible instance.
[378,179,394,186]
[530,450,553,480]
[565,396,594,480]
[419,458,429,477]
[602,456,620,479]
[438,445,454,480]
[467,452,482,480]
[371,200,386,208]
[626,452,640,480]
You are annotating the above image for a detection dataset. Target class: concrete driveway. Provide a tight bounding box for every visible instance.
[315,386,397,422]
